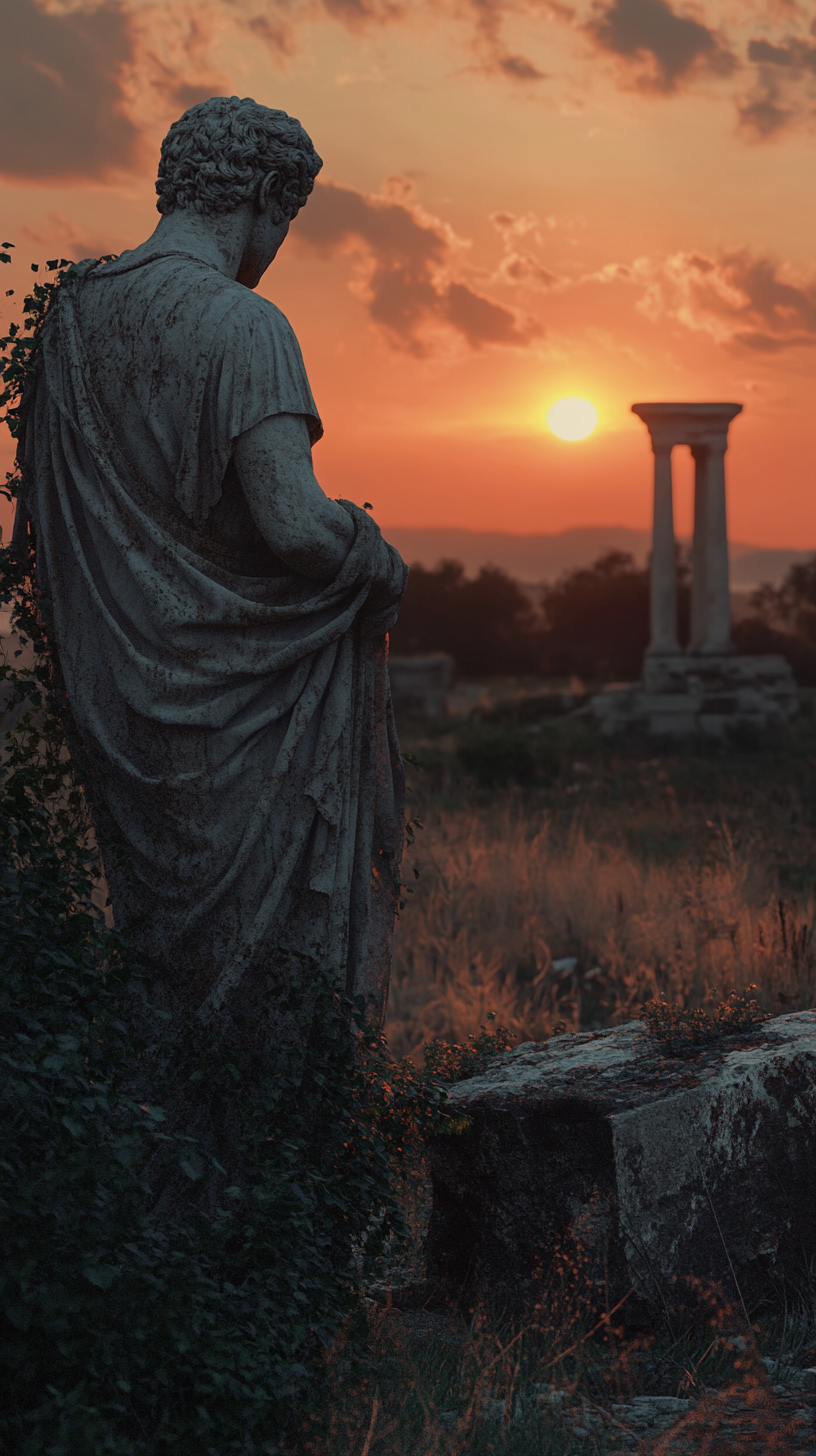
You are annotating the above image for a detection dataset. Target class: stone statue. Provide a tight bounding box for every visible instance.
[18,96,408,1028]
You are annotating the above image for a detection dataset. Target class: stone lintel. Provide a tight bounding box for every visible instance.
[632,402,742,452]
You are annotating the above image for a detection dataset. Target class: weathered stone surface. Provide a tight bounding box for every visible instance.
[19,97,408,1024]
[592,654,799,738]
[426,1012,816,1321]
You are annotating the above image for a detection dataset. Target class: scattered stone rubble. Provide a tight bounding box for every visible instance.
[545,1383,816,1454]
[426,1011,816,1322]
[380,1306,816,1453]
[441,1375,815,1453]
[482,1380,815,1453]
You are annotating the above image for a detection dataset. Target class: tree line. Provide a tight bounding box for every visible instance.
[388,550,816,684]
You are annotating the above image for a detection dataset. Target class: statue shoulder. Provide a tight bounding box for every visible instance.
[223,288,308,371]
[228,287,299,341]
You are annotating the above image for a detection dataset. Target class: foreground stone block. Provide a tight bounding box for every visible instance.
[426,1012,816,1323]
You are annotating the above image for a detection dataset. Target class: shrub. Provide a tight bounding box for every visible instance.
[732,616,816,685]
[423,1016,514,1084]
[640,987,771,1058]
[457,726,539,788]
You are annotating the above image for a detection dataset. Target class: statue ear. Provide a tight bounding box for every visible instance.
[257,170,279,215]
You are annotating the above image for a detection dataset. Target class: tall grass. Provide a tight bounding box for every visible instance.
[286,1285,816,1454]
[387,803,815,1059]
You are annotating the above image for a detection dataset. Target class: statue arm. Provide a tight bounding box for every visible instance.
[232,412,355,580]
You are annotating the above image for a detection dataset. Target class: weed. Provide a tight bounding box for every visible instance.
[641,986,772,1057]
[423,1015,514,1083]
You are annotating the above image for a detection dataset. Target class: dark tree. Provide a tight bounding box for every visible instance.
[735,554,816,684]
[539,550,690,681]
[750,556,816,646]
[389,559,545,677]
[731,617,816,685]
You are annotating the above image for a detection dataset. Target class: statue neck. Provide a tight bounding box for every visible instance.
[140,207,256,282]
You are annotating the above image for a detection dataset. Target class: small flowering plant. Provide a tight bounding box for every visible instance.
[641,985,771,1057]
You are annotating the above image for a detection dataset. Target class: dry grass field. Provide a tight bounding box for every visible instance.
[387,711,816,1060]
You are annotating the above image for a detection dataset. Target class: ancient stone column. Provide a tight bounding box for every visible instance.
[700,442,733,654]
[690,446,709,653]
[648,444,680,655]
[633,402,742,663]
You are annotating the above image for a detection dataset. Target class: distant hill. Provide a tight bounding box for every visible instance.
[384,526,813,589]
[729,548,815,590]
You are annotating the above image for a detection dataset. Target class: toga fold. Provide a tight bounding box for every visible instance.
[20,253,408,1024]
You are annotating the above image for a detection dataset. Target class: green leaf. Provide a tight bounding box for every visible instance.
[83,1265,120,1290]
[179,1152,205,1180]
[139,1103,167,1121]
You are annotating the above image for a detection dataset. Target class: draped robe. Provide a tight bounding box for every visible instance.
[21,254,408,1025]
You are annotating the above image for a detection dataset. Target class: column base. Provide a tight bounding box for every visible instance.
[688,641,736,658]
[592,653,799,738]
[645,644,682,660]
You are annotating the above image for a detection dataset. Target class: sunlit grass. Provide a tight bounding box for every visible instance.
[388,721,816,1058]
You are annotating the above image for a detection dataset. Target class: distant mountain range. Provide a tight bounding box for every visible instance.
[384,526,814,589]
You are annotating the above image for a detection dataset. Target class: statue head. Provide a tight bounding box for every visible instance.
[155,96,323,224]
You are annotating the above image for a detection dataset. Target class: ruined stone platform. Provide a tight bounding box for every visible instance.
[592,652,799,737]
[426,1012,816,1323]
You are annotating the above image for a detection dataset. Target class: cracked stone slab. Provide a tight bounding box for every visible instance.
[426,1012,816,1321]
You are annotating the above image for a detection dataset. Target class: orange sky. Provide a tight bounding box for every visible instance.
[1,0,815,548]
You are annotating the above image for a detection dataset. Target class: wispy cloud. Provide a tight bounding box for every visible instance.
[738,31,816,138]
[463,0,548,82]
[590,247,816,350]
[489,210,562,289]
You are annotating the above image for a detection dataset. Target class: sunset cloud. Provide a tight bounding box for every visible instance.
[0,0,141,180]
[293,178,542,353]
[321,0,405,25]
[3,0,813,200]
[496,252,561,287]
[584,0,736,93]
[738,32,816,138]
[593,248,816,351]
[489,211,562,289]
[462,0,548,82]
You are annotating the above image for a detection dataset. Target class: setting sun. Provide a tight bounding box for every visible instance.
[547,397,598,442]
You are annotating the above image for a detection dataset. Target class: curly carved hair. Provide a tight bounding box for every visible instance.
[155,96,322,220]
